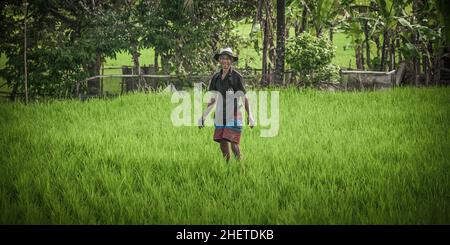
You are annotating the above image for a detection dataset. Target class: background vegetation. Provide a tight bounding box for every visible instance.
[1,0,449,99]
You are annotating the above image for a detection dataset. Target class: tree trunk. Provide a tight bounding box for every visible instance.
[413,55,420,86]
[412,0,420,86]
[9,82,18,102]
[132,52,140,75]
[154,49,159,72]
[275,0,286,85]
[364,19,371,69]
[161,53,170,75]
[86,53,102,95]
[355,44,364,70]
[131,40,142,92]
[380,30,389,71]
[132,50,141,91]
[396,38,402,61]
[390,37,395,71]
[361,43,365,70]
[264,0,276,85]
[23,1,28,104]
[285,15,290,41]
[262,19,268,85]
[265,0,276,36]
[316,26,322,37]
[355,45,360,70]
[433,41,442,85]
[423,55,429,86]
[299,4,308,34]
[424,41,434,86]
[375,35,381,61]
[257,0,263,21]
[329,26,333,42]
[259,0,267,85]
[294,20,300,37]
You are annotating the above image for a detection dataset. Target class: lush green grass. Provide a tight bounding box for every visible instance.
[104,49,157,67]
[332,31,355,68]
[1,87,449,224]
[101,68,125,93]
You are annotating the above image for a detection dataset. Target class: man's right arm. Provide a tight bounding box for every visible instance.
[202,96,216,119]
[199,77,217,127]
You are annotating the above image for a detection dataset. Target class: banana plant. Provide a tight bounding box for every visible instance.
[308,0,341,37]
[395,1,441,84]
[286,0,341,37]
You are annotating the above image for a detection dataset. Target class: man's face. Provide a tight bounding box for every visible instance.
[219,54,231,70]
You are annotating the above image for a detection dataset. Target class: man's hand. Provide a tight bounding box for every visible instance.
[248,115,255,129]
[198,117,205,129]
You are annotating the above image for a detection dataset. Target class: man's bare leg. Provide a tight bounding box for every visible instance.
[220,139,231,162]
[231,142,241,161]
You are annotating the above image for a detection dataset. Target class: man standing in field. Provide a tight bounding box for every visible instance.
[199,48,254,162]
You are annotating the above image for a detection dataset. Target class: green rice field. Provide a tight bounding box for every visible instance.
[1,87,449,224]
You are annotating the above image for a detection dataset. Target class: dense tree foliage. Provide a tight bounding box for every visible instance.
[285,0,449,85]
[0,0,448,99]
[0,0,254,98]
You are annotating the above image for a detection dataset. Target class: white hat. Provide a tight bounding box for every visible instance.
[214,47,238,62]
